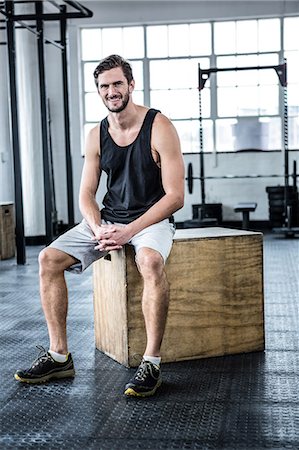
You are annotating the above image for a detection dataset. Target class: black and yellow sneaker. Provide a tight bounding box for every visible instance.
[124,359,162,397]
[14,346,75,384]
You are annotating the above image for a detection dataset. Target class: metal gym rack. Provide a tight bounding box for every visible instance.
[0,1,93,264]
[186,59,299,236]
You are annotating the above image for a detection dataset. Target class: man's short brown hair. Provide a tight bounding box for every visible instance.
[93,54,133,88]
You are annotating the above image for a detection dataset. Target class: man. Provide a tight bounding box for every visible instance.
[14,54,185,397]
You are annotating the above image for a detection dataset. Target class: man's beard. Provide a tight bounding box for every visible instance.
[105,90,130,113]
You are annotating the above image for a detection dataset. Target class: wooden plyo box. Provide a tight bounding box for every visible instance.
[93,227,264,367]
[0,203,15,260]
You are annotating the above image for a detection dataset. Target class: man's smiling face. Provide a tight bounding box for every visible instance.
[98,67,134,113]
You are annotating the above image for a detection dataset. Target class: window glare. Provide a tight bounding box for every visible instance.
[258,19,280,52]
[150,88,210,119]
[190,23,211,55]
[130,61,144,90]
[123,27,144,58]
[147,23,211,58]
[85,93,107,122]
[168,24,189,57]
[102,28,123,57]
[150,90,170,116]
[236,20,258,53]
[175,119,213,153]
[236,54,258,67]
[81,29,102,60]
[260,117,281,150]
[217,71,237,87]
[146,26,168,57]
[284,17,299,50]
[214,22,235,55]
[84,62,97,92]
[259,85,279,115]
[216,119,238,152]
[288,85,299,116]
[218,88,238,116]
[237,86,259,115]
[132,90,144,106]
[236,69,258,87]
[289,116,299,148]
[258,53,279,65]
[217,55,236,68]
[149,60,169,89]
[150,58,210,90]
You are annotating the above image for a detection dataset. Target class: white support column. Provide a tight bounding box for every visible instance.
[0,43,14,203]
[15,22,45,236]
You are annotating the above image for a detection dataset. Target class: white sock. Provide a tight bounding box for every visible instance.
[49,350,68,363]
[143,355,161,367]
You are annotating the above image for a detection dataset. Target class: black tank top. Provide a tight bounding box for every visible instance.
[100,108,165,223]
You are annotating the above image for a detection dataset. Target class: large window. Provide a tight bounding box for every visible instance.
[81,17,299,153]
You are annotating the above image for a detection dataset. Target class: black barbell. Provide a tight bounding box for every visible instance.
[187,162,193,194]
[186,162,296,195]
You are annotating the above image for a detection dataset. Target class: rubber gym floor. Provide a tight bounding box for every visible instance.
[1,233,299,449]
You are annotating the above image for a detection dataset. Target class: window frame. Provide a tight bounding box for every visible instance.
[80,16,298,155]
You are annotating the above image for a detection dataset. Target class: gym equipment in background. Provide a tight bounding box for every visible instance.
[186,60,299,236]
[0,1,93,263]
[266,162,299,236]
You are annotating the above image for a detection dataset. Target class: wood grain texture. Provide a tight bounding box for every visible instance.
[0,204,15,260]
[93,228,265,367]
[93,249,129,365]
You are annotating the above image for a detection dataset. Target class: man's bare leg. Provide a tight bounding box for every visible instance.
[124,247,168,397]
[14,247,78,383]
[38,247,78,354]
[136,247,170,357]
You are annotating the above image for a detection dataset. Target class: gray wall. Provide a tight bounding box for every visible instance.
[73,1,299,26]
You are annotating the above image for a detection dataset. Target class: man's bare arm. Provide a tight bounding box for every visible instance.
[78,125,103,236]
[79,125,122,251]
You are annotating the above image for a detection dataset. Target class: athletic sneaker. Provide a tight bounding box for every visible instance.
[14,346,75,384]
[124,359,162,397]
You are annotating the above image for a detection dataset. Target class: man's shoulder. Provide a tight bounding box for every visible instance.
[88,123,100,143]
[152,110,172,130]
[85,124,100,156]
[151,112,180,151]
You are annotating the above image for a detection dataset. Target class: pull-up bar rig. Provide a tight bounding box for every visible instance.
[197,61,288,205]
[190,60,299,235]
[0,1,93,264]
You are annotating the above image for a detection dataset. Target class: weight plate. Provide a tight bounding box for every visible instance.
[266,186,297,194]
[267,193,298,201]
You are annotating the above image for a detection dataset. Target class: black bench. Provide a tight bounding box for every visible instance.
[234,203,257,229]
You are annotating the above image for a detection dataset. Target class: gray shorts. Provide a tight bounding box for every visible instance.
[49,218,175,274]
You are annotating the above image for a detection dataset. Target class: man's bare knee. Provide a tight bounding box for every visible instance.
[136,248,165,280]
[39,248,77,275]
